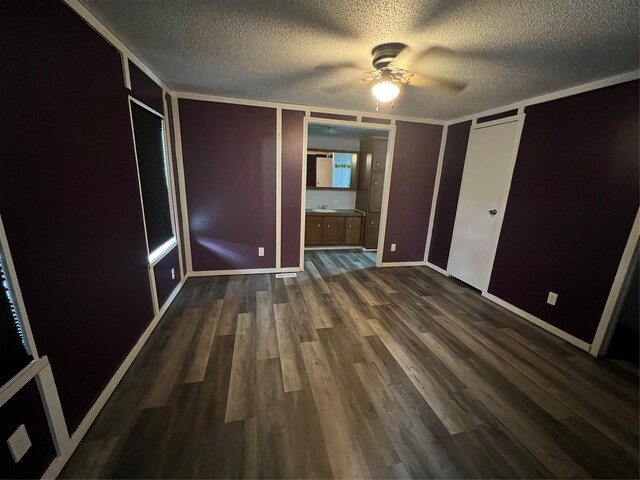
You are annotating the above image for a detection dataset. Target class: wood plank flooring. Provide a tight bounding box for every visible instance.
[60,250,639,479]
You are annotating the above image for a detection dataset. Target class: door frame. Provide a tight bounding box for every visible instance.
[300,117,397,268]
[447,113,526,291]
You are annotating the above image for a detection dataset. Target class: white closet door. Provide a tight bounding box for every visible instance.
[448,116,524,290]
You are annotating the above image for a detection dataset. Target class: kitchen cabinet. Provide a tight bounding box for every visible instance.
[304,213,363,246]
[356,137,388,249]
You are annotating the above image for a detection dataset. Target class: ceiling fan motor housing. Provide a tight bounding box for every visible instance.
[371,42,407,70]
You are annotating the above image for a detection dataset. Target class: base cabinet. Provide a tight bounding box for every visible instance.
[305,215,363,246]
[345,217,363,245]
[363,213,380,249]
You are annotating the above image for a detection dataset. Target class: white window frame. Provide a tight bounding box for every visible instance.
[127,96,178,267]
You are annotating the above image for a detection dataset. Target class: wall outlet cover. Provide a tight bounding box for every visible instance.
[7,424,31,463]
[258,247,265,257]
[547,291,558,306]
[390,243,397,252]
[171,268,175,280]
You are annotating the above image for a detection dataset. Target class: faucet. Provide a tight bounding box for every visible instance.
[317,205,328,210]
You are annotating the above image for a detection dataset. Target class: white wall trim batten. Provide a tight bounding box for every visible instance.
[170,96,194,276]
[446,70,640,125]
[373,124,397,267]
[425,261,449,276]
[423,124,448,264]
[42,279,186,479]
[590,208,640,357]
[482,292,592,352]
[276,108,283,269]
[63,0,171,93]
[172,91,446,126]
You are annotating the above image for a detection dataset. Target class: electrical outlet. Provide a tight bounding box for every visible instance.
[547,291,558,306]
[258,247,264,257]
[332,199,339,205]
[390,243,397,252]
[171,268,175,280]
[7,424,31,463]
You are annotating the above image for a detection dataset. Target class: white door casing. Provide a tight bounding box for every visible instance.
[448,115,525,290]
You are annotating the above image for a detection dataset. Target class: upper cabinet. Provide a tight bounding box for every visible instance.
[306,150,359,190]
[356,136,389,249]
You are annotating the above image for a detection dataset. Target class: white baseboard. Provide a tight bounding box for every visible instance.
[380,260,427,267]
[188,266,301,277]
[42,280,185,479]
[425,261,449,276]
[482,291,591,352]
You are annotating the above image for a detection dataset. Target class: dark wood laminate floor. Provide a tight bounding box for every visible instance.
[61,250,639,479]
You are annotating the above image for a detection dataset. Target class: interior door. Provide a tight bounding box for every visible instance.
[448,116,524,290]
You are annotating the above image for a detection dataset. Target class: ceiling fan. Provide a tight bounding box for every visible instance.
[320,43,467,109]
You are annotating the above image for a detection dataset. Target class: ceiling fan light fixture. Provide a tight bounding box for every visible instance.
[371,80,400,103]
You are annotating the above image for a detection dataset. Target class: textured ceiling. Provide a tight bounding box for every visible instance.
[78,0,639,120]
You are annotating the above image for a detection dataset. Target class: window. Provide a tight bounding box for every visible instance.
[129,99,175,263]
[0,253,32,386]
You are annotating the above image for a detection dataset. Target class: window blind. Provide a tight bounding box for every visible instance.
[0,259,32,386]
[130,102,174,255]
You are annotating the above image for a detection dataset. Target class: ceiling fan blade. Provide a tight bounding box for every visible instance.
[321,78,367,94]
[387,45,413,70]
[407,72,467,93]
[314,62,369,73]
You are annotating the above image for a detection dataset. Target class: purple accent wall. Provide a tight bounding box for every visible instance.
[383,121,443,262]
[165,95,187,275]
[128,60,164,114]
[362,117,392,125]
[0,380,56,479]
[1,1,154,431]
[281,110,305,268]
[477,109,519,123]
[310,112,357,121]
[427,121,471,269]
[154,246,181,307]
[489,81,639,343]
[179,100,277,271]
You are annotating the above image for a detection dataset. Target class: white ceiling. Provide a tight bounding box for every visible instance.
[79,0,639,120]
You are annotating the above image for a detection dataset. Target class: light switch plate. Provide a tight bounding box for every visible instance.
[258,247,264,257]
[7,424,31,463]
[171,268,175,280]
[547,292,558,306]
[390,243,397,252]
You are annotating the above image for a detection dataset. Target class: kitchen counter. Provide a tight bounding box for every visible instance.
[305,209,365,217]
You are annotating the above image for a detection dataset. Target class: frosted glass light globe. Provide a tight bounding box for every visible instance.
[371,81,400,102]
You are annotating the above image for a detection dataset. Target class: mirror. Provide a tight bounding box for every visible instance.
[306,150,358,189]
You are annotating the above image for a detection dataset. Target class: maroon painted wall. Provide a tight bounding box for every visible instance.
[281,110,305,268]
[477,109,519,123]
[154,246,181,307]
[427,121,471,269]
[310,112,357,121]
[489,81,639,343]
[383,121,443,262]
[362,117,392,125]
[128,60,164,114]
[1,1,154,431]
[179,100,277,271]
[0,380,56,479]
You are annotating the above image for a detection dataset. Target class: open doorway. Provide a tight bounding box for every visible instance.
[301,119,393,267]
